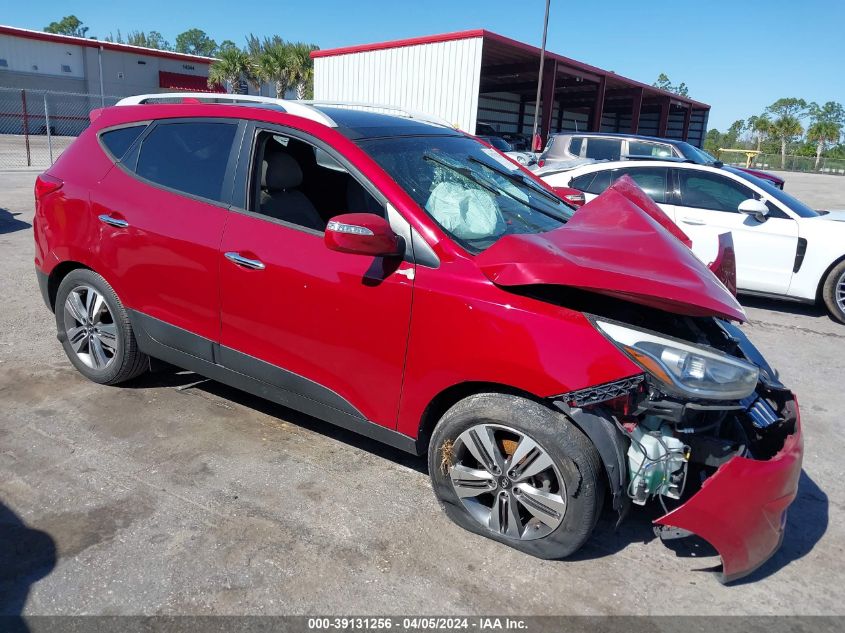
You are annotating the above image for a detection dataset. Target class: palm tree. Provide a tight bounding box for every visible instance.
[746,114,771,152]
[255,40,293,98]
[807,120,842,170]
[207,47,253,94]
[287,42,318,100]
[768,115,803,169]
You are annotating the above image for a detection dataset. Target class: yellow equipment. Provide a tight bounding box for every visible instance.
[718,148,761,168]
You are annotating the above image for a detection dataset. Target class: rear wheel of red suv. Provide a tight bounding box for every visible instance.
[428,393,604,558]
[55,269,149,385]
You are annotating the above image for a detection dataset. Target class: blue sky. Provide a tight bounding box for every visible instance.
[7,0,843,130]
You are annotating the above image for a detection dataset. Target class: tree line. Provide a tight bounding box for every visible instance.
[43,15,319,99]
[705,99,845,169]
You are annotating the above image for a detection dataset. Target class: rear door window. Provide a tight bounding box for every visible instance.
[584,138,622,161]
[135,121,238,203]
[612,167,669,203]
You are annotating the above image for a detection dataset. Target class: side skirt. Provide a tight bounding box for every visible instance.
[128,310,421,455]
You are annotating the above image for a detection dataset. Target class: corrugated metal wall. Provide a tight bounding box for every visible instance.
[313,37,484,132]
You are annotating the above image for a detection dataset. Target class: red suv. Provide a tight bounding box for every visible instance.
[34,94,802,582]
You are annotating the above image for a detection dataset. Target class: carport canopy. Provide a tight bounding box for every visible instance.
[475,30,710,147]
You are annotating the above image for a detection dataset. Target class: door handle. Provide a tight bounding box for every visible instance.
[98,214,129,228]
[225,251,265,270]
[680,216,705,226]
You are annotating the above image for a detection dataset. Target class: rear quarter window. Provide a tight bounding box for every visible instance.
[99,124,147,161]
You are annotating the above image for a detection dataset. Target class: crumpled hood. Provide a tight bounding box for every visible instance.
[476,178,747,321]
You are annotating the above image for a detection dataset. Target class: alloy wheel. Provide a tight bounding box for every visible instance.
[63,285,119,370]
[448,423,566,540]
[837,270,845,315]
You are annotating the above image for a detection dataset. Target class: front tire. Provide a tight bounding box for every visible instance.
[55,269,149,385]
[428,393,604,559]
[822,260,845,324]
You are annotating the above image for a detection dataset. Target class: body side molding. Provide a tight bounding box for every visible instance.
[128,310,421,454]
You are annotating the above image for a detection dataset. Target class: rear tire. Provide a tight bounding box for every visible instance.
[428,393,604,559]
[55,269,149,385]
[822,260,845,324]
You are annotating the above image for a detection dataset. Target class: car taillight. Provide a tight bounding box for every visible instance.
[538,159,546,167]
[35,174,63,200]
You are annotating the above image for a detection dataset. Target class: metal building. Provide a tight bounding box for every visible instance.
[313,29,710,147]
[0,25,220,102]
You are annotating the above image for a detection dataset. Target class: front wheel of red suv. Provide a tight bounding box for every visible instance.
[55,269,149,385]
[428,393,604,559]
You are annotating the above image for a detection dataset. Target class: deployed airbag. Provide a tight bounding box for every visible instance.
[425,181,504,240]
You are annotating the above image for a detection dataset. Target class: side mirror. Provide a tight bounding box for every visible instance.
[738,198,769,221]
[325,213,403,257]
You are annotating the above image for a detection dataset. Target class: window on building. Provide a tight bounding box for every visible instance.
[0,59,8,68]
[135,122,238,202]
[61,65,72,73]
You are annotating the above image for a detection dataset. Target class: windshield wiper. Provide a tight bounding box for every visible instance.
[466,156,571,222]
[467,156,560,204]
[423,153,500,196]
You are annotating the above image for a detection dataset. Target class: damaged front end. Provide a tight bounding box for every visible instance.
[476,176,802,582]
[554,313,802,583]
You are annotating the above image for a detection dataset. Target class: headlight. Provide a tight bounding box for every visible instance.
[594,320,759,400]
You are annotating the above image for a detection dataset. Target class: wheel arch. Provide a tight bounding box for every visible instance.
[816,252,845,301]
[47,261,93,312]
[416,381,546,455]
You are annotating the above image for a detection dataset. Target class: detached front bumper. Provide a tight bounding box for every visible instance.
[654,400,803,583]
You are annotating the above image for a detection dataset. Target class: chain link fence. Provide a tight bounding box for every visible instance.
[0,87,121,170]
[718,152,845,176]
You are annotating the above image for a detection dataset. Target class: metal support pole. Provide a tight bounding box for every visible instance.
[98,46,105,107]
[44,93,54,165]
[21,89,31,167]
[531,0,551,151]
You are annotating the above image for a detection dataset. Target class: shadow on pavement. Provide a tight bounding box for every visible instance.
[0,500,56,630]
[0,209,31,235]
[128,367,428,474]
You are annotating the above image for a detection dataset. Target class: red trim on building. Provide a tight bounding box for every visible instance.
[159,71,224,93]
[310,29,486,58]
[0,24,216,64]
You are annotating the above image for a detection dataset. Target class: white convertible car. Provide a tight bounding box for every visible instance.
[541,159,845,322]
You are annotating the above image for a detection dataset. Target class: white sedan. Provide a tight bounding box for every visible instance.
[540,159,845,322]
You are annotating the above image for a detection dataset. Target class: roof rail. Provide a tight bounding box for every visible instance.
[302,100,456,129]
[114,93,336,127]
